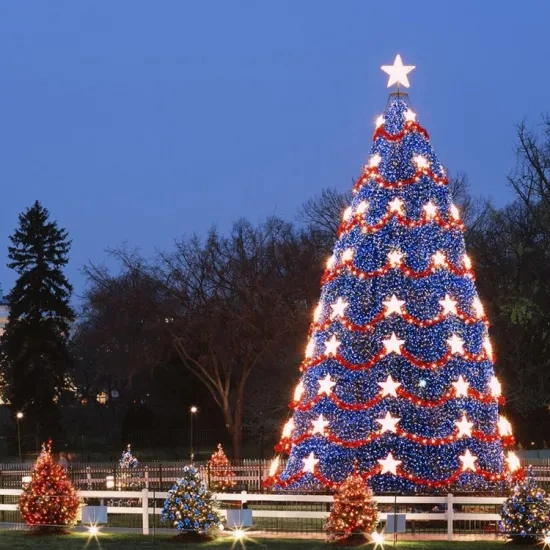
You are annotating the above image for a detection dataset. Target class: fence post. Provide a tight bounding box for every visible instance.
[142,488,149,535]
[86,466,92,490]
[446,493,454,541]
[144,466,149,489]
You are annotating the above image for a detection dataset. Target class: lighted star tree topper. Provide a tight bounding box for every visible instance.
[266,55,521,493]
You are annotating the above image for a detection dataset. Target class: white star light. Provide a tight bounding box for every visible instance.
[378,375,401,397]
[498,416,513,437]
[378,453,402,475]
[388,250,404,267]
[489,376,502,397]
[383,295,405,317]
[375,115,385,128]
[318,374,336,396]
[326,255,336,269]
[294,381,304,402]
[313,303,323,322]
[369,154,382,168]
[311,414,329,435]
[376,412,400,433]
[282,418,294,439]
[459,449,478,472]
[342,248,354,262]
[324,335,341,357]
[269,456,280,477]
[506,451,521,473]
[383,332,404,355]
[302,452,319,473]
[356,200,369,214]
[447,334,465,355]
[455,413,473,438]
[330,297,348,319]
[343,207,353,221]
[483,336,494,360]
[305,339,315,359]
[472,297,485,318]
[388,197,404,214]
[405,109,416,122]
[463,254,472,269]
[413,155,430,170]
[381,54,415,88]
[423,201,438,219]
[450,204,461,220]
[432,251,447,267]
[452,375,470,397]
[439,294,457,315]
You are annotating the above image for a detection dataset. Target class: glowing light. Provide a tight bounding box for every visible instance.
[190,406,198,414]
[342,248,354,262]
[88,525,99,537]
[302,452,319,473]
[305,339,315,359]
[293,381,304,402]
[376,412,400,434]
[450,204,460,220]
[378,375,401,397]
[282,418,294,439]
[378,452,402,475]
[418,379,427,388]
[423,201,437,219]
[388,250,404,267]
[459,449,478,472]
[324,335,341,357]
[463,254,472,269]
[498,416,512,437]
[382,332,404,355]
[330,297,348,319]
[375,115,385,128]
[483,336,493,360]
[343,206,353,221]
[269,456,280,477]
[16,412,23,420]
[447,334,465,355]
[318,374,336,396]
[382,294,405,317]
[381,54,415,88]
[455,413,473,438]
[369,154,382,167]
[489,376,502,397]
[544,534,550,548]
[356,200,369,214]
[313,303,323,322]
[388,197,404,214]
[506,451,521,473]
[404,109,416,122]
[311,414,329,435]
[233,528,245,541]
[439,294,457,315]
[326,255,336,269]
[432,250,447,267]
[472,297,485,318]
[413,154,430,170]
[371,532,385,548]
[452,375,470,397]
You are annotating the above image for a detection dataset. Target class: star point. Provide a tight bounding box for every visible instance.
[378,452,402,475]
[342,248,354,262]
[383,332,404,355]
[311,414,329,435]
[447,334,465,355]
[439,294,457,315]
[378,375,401,397]
[376,412,400,433]
[281,418,294,439]
[388,250,404,267]
[324,335,341,357]
[313,303,323,322]
[330,297,349,320]
[375,115,385,128]
[343,206,353,221]
[483,336,494,360]
[506,451,521,473]
[405,109,416,122]
[455,413,473,438]
[388,197,405,214]
[489,376,501,397]
[383,295,405,317]
[413,155,430,170]
[459,449,478,472]
[369,154,382,168]
[381,54,415,89]
[452,375,469,397]
[293,382,304,402]
[356,200,369,214]
[472,297,485,318]
[302,452,319,473]
[318,374,336,396]
[423,201,438,219]
[305,339,316,359]
[498,416,512,437]
[432,250,447,267]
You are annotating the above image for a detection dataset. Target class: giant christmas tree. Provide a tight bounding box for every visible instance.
[266,56,522,493]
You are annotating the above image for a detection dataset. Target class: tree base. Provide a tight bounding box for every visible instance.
[328,533,367,546]
[506,536,540,546]
[170,531,217,543]
[26,526,73,536]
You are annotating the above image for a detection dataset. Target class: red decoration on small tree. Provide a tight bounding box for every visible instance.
[19,441,80,532]
[207,443,236,492]
[325,468,379,544]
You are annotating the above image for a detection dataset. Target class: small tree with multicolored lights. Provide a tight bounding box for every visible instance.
[208,443,236,492]
[325,469,379,543]
[19,441,80,532]
[500,468,550,545]
[161,464,224,537]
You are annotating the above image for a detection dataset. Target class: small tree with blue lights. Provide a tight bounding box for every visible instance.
[266,55,522,493]
[161,465,224,539]
[500,468,550,545]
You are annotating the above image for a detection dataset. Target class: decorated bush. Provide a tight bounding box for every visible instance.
[325,469,379,543]
[19,441,80,532]
[500,468,550,545]
[208,443,236,492]
[161,464,224,537]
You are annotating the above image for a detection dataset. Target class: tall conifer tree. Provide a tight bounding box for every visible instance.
[1,200,74,438]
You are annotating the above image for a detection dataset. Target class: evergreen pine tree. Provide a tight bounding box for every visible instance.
[500,468,550,545]
[1,201,74,438]
[19,440,80,532]
[161,464,224,537]
[208,443,236,492]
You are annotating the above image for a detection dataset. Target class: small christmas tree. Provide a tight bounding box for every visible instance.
[325,469,379,543]
[500,468,550,545]
[118,444,141,489]
[208,443,236,492]
[19,441,80,532]
[161,464,224,538]
[119,443,139,470]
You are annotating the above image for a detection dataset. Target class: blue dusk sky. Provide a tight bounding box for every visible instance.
[0,1,547,298]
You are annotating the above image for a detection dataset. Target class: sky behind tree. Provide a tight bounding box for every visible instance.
[0,1,547,296]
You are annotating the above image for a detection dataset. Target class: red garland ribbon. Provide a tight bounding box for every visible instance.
[373,120,430,142]
[353,166,448,194]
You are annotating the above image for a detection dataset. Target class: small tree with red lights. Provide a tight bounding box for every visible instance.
[325,469,379,544]
[208,443,236,492]
[19,441,80,532]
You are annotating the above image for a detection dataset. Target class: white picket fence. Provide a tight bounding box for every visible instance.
[0,488,506,541]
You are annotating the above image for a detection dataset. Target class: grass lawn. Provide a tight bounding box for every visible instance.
[0,532,511,550]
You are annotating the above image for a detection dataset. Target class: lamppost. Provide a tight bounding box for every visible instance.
[16,412,23,462]
[189,406,198,462]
